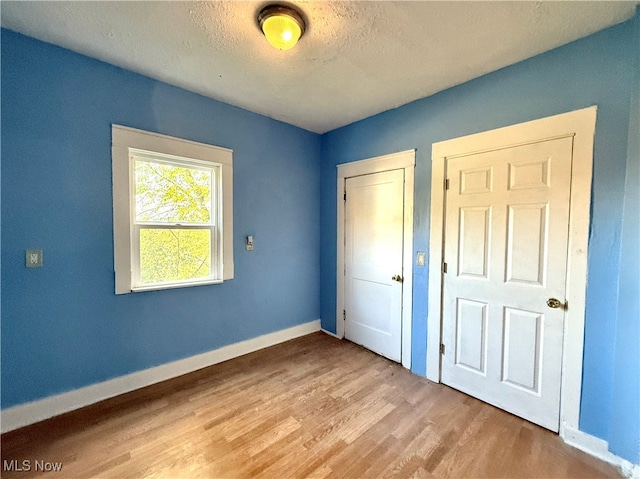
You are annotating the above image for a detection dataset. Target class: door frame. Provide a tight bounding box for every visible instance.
[426,107,597,438]
[337,149,415,369]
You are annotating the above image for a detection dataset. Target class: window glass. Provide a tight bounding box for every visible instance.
[139,228,211,284]
[134,158,213,224]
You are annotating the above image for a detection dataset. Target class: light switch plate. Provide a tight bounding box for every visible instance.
[416,251,426,267]
[26,249,43,268]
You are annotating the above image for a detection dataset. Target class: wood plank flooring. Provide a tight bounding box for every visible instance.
[1,332,622,478]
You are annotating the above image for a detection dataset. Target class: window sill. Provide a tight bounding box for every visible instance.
[131,279,224,293]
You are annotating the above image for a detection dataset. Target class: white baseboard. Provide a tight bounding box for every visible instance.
[563,426,639,479]
[321,328,342,339]
[1,320,321,433]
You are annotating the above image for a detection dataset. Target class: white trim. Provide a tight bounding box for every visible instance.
[336,150,416,178]
[112,125,233,163]
[0,320,320,433]
[427,107,597,436]
[336,149,415,369]
[426,151,446,381]
[563,427,640,479]
[112,125,234,294]
[402,164,415,368]
[321,328,342,339]
[130,278,224,292]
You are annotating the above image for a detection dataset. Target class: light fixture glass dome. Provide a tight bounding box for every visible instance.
[258,5,305,51]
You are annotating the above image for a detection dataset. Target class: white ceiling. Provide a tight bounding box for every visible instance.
[1,1,636,133]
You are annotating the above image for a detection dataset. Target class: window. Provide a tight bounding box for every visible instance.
[112,125,233,293]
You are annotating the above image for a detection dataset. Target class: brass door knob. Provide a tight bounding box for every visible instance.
[392,275,404,283]
[547,298,566,309]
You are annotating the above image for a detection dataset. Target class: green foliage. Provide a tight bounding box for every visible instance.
[139,229,210,284]
[135,160,212,223]
[134,158,214,284]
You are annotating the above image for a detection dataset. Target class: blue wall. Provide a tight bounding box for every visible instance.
[1,30,321,408]
[610,11,640,464]
[320,12,639,463]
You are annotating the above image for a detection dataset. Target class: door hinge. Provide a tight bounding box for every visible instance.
[445,178,450,190]
[344,189,347,201]
[440,344,445,355]
[442,262,447,273]
[343,309,346,322]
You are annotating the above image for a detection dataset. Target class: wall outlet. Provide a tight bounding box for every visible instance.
[26,249,43,268]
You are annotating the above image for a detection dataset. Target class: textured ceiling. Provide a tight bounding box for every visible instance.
[1,1,636,133]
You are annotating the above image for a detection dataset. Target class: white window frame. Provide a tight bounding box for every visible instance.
[112,125,234,294]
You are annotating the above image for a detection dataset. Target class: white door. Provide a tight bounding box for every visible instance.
[441,137,573,431]
[344,169,405,362]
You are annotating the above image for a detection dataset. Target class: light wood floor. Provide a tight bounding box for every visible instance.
[1,332,622,479]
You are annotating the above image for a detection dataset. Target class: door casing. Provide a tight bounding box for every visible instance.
[337,149,415,369]
[427,107,597,439]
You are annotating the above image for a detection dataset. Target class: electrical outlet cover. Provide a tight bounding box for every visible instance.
[26,249,43,268]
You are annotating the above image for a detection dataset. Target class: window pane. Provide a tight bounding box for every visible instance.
[135,159,212,224]
[139,229,211,284]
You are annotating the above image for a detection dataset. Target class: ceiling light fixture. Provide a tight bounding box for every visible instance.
[258,4,305,51]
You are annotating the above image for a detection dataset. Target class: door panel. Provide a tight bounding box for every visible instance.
[502,307,542,392]
[458,206,491,278]
[442,137,573,431]
[506,203,547,285]
[454,298,488,374]
[345,169,404,362]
